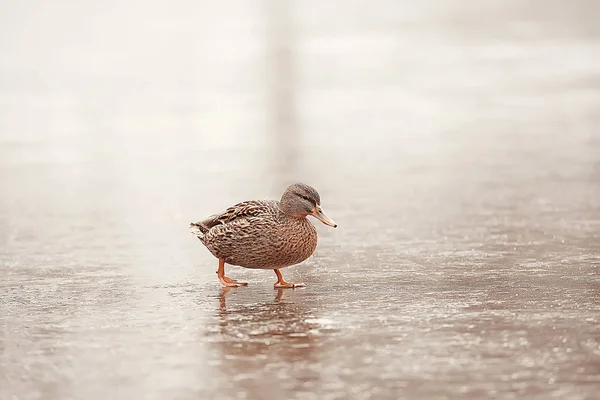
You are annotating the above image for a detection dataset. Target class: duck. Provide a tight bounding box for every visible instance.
[189,182,337,288]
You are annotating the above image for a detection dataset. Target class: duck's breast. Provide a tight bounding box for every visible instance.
[271,218,318,268]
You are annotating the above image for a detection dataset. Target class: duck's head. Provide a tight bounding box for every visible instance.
[279,182,337,228]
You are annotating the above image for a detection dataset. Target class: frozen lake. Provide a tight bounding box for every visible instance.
[1,1,600,399]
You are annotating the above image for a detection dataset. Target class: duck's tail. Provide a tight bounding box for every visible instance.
[189,222,209,240]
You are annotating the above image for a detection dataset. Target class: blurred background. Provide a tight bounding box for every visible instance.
[1,1,599,399]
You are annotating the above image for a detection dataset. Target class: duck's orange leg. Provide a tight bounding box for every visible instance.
[217,258,247,287]
[273,269,305,289]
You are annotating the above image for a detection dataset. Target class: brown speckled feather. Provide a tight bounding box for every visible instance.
[190,200,317,269]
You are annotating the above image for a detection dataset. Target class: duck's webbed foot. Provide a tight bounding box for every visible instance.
[273,269,305,289]
[217,258,248,287]
[218,275,248,287]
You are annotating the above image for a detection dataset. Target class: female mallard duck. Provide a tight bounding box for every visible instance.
[189,182,337,288]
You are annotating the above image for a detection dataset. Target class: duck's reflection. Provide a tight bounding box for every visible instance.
[213,287,320,353]
[219,286,287,307]
[204,287,324,395]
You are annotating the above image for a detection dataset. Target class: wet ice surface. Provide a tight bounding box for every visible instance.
[1,1,600,399]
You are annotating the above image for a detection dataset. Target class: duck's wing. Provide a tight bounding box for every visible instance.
[190,200,278,235]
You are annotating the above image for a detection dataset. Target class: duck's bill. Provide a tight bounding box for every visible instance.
[312,206,337,228]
